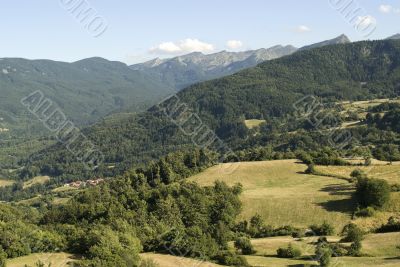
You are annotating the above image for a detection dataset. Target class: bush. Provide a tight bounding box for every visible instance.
[291,229,305,238]
[315,243,332,267]
[309,222,335,236]
[213,251,249,266]
[276,244,302,258]
[347,240,362,256]
[305,164,316,174]
[355,207,376,217]
[391,184,400,192]
[330,243,348,257]
[234,237,255,255]
[350,169,366,179]
[298,152,314,165]
[341,223,364,243]
[356,177,391,209]
[376,216,400,233]
[0,247,6,267]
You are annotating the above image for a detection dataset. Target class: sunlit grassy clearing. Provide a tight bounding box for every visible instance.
[244,119,266,129]
[23,175,50,189]
[0,179,14,187]
[316,164,400,185]
[246,255,400,267]
[140,253,223,267]
[7,253,75,267]
[189,160,354,230]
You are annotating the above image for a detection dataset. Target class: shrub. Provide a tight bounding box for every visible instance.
[234,237,255,255]
[350,169,366,179]
[330,243,348,257]
[376,216,400,233]
[298,152,314,165]
[0,248,6,267]
[355,207,375,217]
[347,240,362,256]
[292,229,305,238]
[277,244,301,258]
[213,251,249,266]
[341,223,364,243]
[391,184,400,192]
[356,177,391,209]
[309,222,334,236]
[364,157,372,166]
[315,243,332,267]
[305,164,316,174]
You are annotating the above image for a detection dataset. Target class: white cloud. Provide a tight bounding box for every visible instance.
[355,15,377,29]
[226,40,243,50]
[379,4,400,14]
[150,38,214,55]
[379,4,393,13]
[294,25,311,33]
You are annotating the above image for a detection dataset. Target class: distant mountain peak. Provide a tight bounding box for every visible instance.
[387,33,400,40]
[299,34,351,51]
[130,45,297,89]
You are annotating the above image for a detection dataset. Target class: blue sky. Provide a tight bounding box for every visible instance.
[1,0,399,64]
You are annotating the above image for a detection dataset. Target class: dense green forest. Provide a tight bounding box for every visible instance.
[0,149,248,266]
[17,39,400,183]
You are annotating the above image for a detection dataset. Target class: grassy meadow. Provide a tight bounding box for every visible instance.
[244,119,266,129]
[189,160,355,230]
[7,253,76,267]
[140,253,224,267]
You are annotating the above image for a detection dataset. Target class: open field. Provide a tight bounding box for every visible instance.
[340,98,400,112]
[246,255,400,267]
[0,179,14,187]
[316,164,400,185]
[23,175,50,188]
[362,232,400,257]
[7,253,76,267]
[315,163,400,230]
[189,160,354,230]
[243,236,340,258]
[141,253,223,267]
[242,232,400,267]
[244,119,266,129]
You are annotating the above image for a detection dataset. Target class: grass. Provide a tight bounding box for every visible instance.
[23,175,50,189]
[7,252,76,267]
[242,232,400,267]
[244,119,266,129]
[315,164,400,185]
[340,98,400,113]
[315,164,400,231]
[140,253,223,267]
[243,236,339,258]
[189,160,354,231]
[0,179,14,187]
[362,232,400,257]
[245,255,400,267]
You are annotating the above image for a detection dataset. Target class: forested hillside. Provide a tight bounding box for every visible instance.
[0,57,173,127]
[18,39,400,184]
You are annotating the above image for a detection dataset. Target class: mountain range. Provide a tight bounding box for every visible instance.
[25,38,400,181]
[131,34,352,90]
[0,34,355,136]
[0,57,174,129]
[131,45,298,89]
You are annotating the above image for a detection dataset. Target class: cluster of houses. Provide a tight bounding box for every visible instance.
[65,178,104,188]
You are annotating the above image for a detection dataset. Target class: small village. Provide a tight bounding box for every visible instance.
[64,178,104,188]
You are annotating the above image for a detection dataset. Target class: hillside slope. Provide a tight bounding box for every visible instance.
[24,39,400,180]
[0,57,173,128]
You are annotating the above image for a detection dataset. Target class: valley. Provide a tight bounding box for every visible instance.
[1,9,400,265]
